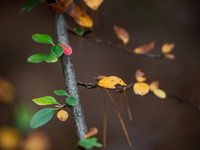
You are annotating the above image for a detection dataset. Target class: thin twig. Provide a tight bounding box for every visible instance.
[104,88,132,146]
[123,88,132,121]
[100,87,107,148]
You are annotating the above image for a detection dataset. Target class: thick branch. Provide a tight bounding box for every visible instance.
[54,14,91,149]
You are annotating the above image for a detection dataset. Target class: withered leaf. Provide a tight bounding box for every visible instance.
[69,4,93,28]
[84,0,104,11]
[134,41,155,54]
[113,25,129,45]
[135,70,146,82]
[164,54,175,59]
[83,127,98,139]
[49,0,73,14]
[162,43,175,54]
[149,81,159,91]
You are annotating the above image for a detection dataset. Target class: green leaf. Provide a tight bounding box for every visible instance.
[13,104,35,133]
[52,45,64,57]
[54,90,69,96]
[45,52,58,63]
[27,54,46,63]
[30,108,54,129]
[21,0,39,13]
[78,137,102,149]
[32,34,54,45]
[75,29,84,36]
[32,96,59,105]
[66,97,77,106]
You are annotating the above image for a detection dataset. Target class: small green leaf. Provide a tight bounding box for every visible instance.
[30,108,54,129]
[32,34,54,45]
[45,52,58,63]
[54,90,69,96]
[66,97,77,106]
[21,0,39,13]
[33,96,59,105]
[52,45,64,57]
[75,29,84,36]
[78,137,102,149]
[27,54,46,63]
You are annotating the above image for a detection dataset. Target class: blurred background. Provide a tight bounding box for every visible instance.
[0,0,200,149]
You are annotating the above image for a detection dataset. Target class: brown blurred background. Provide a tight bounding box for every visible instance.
[0,0,200,149]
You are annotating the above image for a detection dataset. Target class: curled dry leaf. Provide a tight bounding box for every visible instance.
[135,70,146,82]
[84,0,104,11]
[83,127,98,139]
[133,82,149,96]
[69,4,93,28]
[49,0,73,14]
[162,43,175,54]
[134,41,155,54]
[57,109,69,122]
[95,75,106,81]
[153,89,166,99]
[113,25,129,45]
[164,54,175,59]
[149,81,159,91]
[60,44,72,55]
[98,76,127,89]
[0,126,21,150]
[0,77,15,103]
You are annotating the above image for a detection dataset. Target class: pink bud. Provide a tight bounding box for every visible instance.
[61,44,72,55]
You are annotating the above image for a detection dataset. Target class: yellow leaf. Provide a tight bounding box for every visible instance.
[98,76,127,89]
[84,0,103,11]
[83,127,98,139]
[149,81,159,91]
[133,82,149,96]
[153,89,166,99]
[69,4,93,28]
[113,25,129,45]
[162,43,175,54]
[134,41,155,54]
[0,127,21,150]
[164,54,175,59]
[135,70,146,82]
[57,109,69,122]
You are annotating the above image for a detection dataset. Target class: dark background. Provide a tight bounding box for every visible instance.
[0,0,200,149]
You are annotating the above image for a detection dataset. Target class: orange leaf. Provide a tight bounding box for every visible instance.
[153,89,166,99]
[134,41,155,54]
[133,82,149,96]
[83,127,98,139]
[113,25,129,45]
[162,43,175,54]
[49,0,73,14]
[98,76,127,89]
[135,70,146,82]
[149,81,159,91]
[0,77,15,103]
[69,4,93,28]
[57,109,69,122]
[164,54,175,59]
[84,0,103,11]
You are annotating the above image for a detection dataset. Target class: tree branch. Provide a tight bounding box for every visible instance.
[54,14,91,150]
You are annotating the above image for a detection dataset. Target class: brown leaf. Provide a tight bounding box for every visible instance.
[113,25,129,45]
[84,0,104,11]
[149,81,159,91]
[164,54,175,59]
[69,4,93,28]
[49,0,73,14]
[134,41,155,54]
[95,75,107,81]
[135,70,146,82]
[0,77,15,103]
[83,127,98,139]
